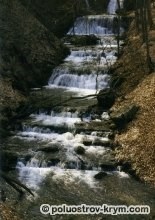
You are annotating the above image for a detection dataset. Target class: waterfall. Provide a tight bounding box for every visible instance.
[15,0,127,193]
[107,0,124,14]
[107,0,118,14]
[48,66,110,90]
[120,0,124,9]
[67,15,115,36]
[85,0,90,9]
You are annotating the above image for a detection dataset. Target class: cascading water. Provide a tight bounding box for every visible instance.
[47,0,123,95]
[67,15,116,36]
[14,0,125,189]
[107,0,118,14]
[48,67,110,90]
[85,0,90,9]
[9,1,155,216]
[13,0,128,192]
[4,1,154,217]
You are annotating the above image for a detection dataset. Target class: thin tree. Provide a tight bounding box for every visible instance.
[116,0,121,56]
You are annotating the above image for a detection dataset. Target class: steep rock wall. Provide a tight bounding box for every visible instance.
[0,0,69,91]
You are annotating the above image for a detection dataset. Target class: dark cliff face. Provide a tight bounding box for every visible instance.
[0,0,110,135]
[19,0,110,38]
[0,0,70,135]
[123,0,135,12]
[0,0,110,92]
[89,0,109,14]
[0,0,69,92]
[19,0,83,38]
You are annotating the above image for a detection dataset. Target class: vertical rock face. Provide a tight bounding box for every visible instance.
[0,0,110,92]
[19,0,110,37]
[0,0,69,91]
[0,0,69,134]
[0,0,111,134]
[19,0,77,37]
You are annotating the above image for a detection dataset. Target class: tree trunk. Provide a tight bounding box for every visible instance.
[139,0,145,42]
[143,0,153,72]
[116,0,121,56]
[146,0,153,28]
[135,0,140,33]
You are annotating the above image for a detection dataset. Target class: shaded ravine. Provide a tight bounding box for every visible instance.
[2,0,155,219]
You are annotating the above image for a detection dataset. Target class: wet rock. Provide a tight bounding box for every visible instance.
[107,131,115,139]
[100,163,116,171]
[0,189,6,202]
[97,89,115,109]
[64,35,99,46]
[94,172,107,180]
[91,114,100,120]
[1,151,19,171]
[110,104,139,128]
[93,138,112,147]
[75,121,112,133]
[0,116,10,137]
[83,140,93,146]
[75,146,85,155]
[24,154,32,163]
[82,136,111,147]
[117,163,140,181]
[47,158,60,167]
[36,143,61,153]
[64,161,79,169]
[101,112,110,120]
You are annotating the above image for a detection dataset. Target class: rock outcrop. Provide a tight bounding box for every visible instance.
[97,89,115,109]
[0,0,69,91]
[0,0,70,135]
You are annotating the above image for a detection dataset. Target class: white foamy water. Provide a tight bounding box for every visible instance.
[16,131,109,146]
[68,15,115,36]
[51,168,99,188]
[85,0,90,9]
[48,67,110,91]
[15,0,127,192]
[16,160,129,191]
[64,49,117,66]
[17,162,52,190]
[107,0,124,14]
[107,0,118,14]
[30,111,81,129]
[17,162,99,189]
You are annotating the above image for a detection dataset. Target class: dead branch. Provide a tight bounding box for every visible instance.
[0,171,34,196]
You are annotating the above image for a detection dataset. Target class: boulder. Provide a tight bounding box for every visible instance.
[1,151,19,171]
[110,104,139,128]
[100,163,116,171]
[36,143,61,153]
[97,89,115,109]
[94,172,107,180]
[75,146,85,155]
[47,158,60,167]
[65,35,99,46]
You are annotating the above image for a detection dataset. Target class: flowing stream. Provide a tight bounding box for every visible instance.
[4,0,155,219]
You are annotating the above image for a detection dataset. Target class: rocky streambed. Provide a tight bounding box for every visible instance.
[1,1,155,219]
